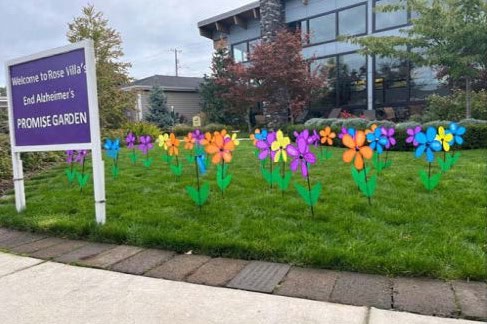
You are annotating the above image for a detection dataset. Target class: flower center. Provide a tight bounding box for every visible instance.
[220,148,224,152]
[299,154,303,160]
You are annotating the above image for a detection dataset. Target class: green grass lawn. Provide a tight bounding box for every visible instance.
[0,141,485,281]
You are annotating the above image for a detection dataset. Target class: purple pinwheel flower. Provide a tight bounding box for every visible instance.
[66,150,75,164]
[125,132,136,149]
[338,127,356,139]
[191,129,205,144]
[256,131,276,161]
[138,135,154,155]
[75,150,88,165]
[294,129,310,142]
[308,129,320,147]
[286,136,316,178]
[406,126,421,147]
[381,127,396,149]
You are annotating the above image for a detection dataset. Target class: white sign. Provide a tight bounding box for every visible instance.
[5,40,106,224]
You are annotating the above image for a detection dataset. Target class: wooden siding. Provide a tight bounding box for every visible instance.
[166,92,202,121]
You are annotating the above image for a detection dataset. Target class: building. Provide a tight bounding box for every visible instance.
[0,97,7,110]
[122,75,203,122]
[198,0,447,120]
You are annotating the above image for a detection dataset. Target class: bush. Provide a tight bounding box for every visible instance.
[422,120,451,129]
[459,118,487,126]
[304,118,337,128]
[202,123,233,133]
[367,120,395,129]
[425,90,487,122]
[341,118,369,130]
[172,124,194,136]
[101,129,127,143]
[122,121,161,141]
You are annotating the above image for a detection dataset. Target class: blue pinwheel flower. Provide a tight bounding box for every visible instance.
[366,127,388,154]
[255,129,268,141]
[448,122,466,146]
[414,127,442,162]
[104,138,120,159]
[195,147,206,175]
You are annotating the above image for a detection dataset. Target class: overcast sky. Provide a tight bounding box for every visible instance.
[0,0,252,87]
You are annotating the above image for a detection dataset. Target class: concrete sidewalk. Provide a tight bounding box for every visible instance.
[0,252,483,324]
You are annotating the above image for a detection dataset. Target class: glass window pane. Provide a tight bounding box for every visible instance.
[309,14,336,44]
[310,57,338,110]
[375,55,409,104]
[339,5,367,36]
[410,65,445,101]
[375,0,408,31]
[232,43,248,63]
[338,53,367,106]
[248,39,260,57]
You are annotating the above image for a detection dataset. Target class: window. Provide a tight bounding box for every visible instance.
[374,0,408,31]
[374,55,409,104]
[232,42,248,63]
[339,4,367,36]
[248,39,260,56]
[309,14,336,44]
[338,53,367,106]
[310,57,338,110]
[410,64,446,101]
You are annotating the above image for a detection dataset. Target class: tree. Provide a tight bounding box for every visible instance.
[200,48,232,124]
[248,29,326,125]
[145,86,173,128]
[67,4,135,129]
[348,0,487,118]
[0,87,6,96]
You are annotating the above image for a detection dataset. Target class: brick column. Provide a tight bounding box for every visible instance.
[260,0,285,42]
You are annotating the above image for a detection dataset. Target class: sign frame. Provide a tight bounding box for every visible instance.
[5,40,106,224]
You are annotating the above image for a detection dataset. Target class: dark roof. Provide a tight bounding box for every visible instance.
[197,1,259,28]
[123,75,203,92]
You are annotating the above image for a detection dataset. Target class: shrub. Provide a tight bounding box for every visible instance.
[422,120,451,129]
[304,118,337,128]
[425,90,487,122]
[341,118,369,130]
[459,118,487,126]
[367,120,395,129]
[172,124,194,136]
[122,121,161,141]
[202,123,233,133]
[101,129,126,142]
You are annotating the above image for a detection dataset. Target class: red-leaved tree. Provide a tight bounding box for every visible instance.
[249,29,326,125]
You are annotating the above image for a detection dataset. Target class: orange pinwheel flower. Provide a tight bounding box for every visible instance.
[205,133,235,164]
[250,129,260,145]
[165,133,180,156]
[319,127,336,146]
[200,132,213,146]
[184,132,195,150]
[342,130,373,170]
[365,124,377,135]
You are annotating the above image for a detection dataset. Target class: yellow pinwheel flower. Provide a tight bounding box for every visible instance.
[271,130,290,162]
[158,134,169,150]
[225,133,240,146]
[435,126,454,152]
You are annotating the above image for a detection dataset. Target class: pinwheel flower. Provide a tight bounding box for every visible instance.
[286,136,316,178]
[138,135,154,155]
[406,126,422,147]
[366,127,388,154]
[414,127,442,162]
[205,133,235,164]
[447,122,466,146]
[381,127,396,149]
[66,150,75,164]
[250,129,261,146]
[342,131,373,170]
[308,130,320,147]
[255,129,268,142]
[201,132,214,146]
[192,129,205,144]
[165,133,180,156]
[435,126,454,152]
[256,131,276,161]
[365,124,377,135]
[125,132,136,149]
[75,150,88,165]
[104,138,120,159]
[271,130,291,162]
[158,134,169,150]
[294,129,310,142]
[184,132,195,150]
[320,127,336,146]
[225,133,240,146]
[338,127,356,139]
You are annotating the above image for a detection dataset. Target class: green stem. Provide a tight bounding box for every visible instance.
[363,161,371,205]
[269,149,273,189]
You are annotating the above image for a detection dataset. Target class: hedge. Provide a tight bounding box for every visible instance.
[285,119,487,150]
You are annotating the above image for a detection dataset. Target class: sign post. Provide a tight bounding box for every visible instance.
[5,40,106,224]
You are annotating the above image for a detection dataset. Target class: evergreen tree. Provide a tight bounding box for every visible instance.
[145,86,173,128]
[67,4,135,129]
[200,47,232,123]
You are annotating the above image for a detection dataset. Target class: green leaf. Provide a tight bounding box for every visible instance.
[276,171,292,191]
[309,183,322,206]
[170,164,183,176]
[217,174,232,191]
[254,149,260,158]
[130,152,137,164]
[186,182,210,206]
[186,154,193,164]
[324,150,333,160]
[437,156,451,172]
[112,165,119,178]
[162,154,173,164]
[65,168,77,183]
[451,152,461,166]
[217,164,229,178]
[77,173,90,188]
[294,183,312,206]
[351,167,369,186]
[260,166,273,185]
[144,157,153,168]
[419,170,441,191]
